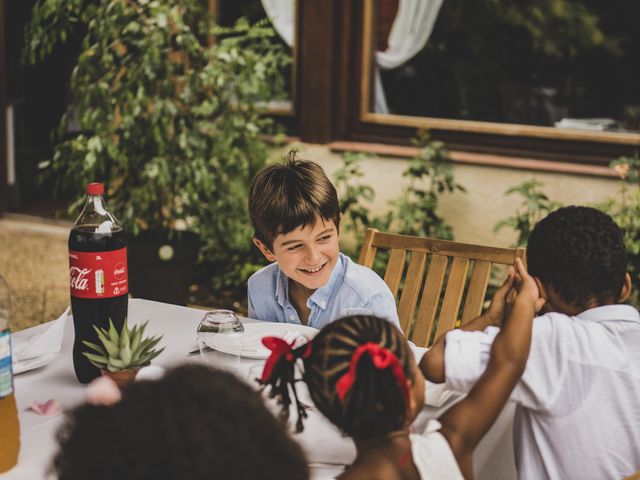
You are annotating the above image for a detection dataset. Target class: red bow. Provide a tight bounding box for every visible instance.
[260,336,312,383]
[335,342,409,404]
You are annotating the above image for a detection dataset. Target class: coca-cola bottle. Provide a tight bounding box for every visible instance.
[68,183,128,383]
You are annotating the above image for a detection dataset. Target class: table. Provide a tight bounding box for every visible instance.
[3,299,516,479]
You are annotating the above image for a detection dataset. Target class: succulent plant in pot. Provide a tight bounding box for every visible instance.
[83,319,164,387]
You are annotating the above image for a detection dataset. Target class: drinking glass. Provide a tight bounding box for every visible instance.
[196,310,244,372]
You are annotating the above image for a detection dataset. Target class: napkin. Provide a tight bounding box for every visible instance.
[26,399,62,416]
[12,307,69,374]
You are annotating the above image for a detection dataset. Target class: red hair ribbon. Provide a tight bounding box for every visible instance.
[260,336,312,383]
[335,342,409,404]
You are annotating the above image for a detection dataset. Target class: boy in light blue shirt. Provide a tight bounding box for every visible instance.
[247,152,399,330]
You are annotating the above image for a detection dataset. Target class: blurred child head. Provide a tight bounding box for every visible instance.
[527,205,631,314]
[249,151,342,290]
[262,315,424,440]
[53,364,308,480]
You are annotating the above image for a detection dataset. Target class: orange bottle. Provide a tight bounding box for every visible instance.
[0,272,20,473]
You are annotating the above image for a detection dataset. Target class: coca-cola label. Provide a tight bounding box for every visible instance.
[69,248,128,299]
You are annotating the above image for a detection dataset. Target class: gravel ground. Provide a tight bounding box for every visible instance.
[0,216,70,331]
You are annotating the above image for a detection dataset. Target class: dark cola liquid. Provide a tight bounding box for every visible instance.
[69,226,128,383]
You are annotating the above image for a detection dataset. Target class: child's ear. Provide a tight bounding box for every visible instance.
[533,277,552,313]
[253,238,276,262]
[619,273,632,303]
[534,277,548,301]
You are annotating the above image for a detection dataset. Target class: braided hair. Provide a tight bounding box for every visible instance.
[260,315,414,439]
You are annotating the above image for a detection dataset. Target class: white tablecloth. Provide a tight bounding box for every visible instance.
[2,299,516,479]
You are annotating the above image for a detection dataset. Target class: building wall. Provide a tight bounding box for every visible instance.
[274,143,620,248]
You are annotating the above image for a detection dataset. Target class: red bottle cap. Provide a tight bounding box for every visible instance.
[86,183,104,195]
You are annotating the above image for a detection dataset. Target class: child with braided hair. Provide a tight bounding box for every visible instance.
[260,258,544,479]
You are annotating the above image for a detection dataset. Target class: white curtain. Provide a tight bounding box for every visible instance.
[260,0,294,47]
[374,0,444,113]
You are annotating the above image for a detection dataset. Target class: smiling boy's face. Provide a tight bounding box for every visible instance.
[253,216,340,291]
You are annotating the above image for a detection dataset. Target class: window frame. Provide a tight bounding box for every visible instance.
[294,0,640,167]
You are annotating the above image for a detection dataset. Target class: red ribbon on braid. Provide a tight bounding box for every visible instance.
[335,342,409,404]
[260,336,312,383]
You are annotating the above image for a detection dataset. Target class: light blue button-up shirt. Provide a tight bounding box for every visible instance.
[247,252,400,330]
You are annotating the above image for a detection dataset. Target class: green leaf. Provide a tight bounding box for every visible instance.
[120,342,132,365]
[130,324,142,352]
[108,358,126,370]
[94,326,120,358]
[83,352,108,369]
[138,335,162,352]
[82,340,107,356]
[119,322,130,350]
[108,319,120,343]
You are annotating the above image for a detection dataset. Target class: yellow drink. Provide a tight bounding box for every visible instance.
[0,328,19,472]
[0,393,20,472]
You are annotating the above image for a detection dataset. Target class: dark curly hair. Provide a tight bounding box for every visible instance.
[527,205,627,309]
[262,315,413,439]
[52,364,308,480]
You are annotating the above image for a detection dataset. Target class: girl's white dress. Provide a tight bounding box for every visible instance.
[410,420,464,479]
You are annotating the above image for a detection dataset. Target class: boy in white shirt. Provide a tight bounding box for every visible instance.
[421,206,640,480]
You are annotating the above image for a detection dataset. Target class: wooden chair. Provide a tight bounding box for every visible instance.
[358,228,526,347]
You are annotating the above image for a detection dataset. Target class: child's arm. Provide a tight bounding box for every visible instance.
[437,259,544,475]
[419,270,515,383]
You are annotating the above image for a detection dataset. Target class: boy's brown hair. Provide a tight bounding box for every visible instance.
[249,150,340,249]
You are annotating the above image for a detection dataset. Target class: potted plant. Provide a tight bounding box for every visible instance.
[23,0,289,304]
[83,319,164,387]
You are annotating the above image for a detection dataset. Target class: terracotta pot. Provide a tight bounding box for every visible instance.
[101,368,140,388]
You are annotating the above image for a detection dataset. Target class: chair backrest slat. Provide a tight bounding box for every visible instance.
[460,260,492,325]
[383,249,406,297]
[357,228,525,346]
[397,251,427,334]
[412,254,448,346]
[357,227,378,266]
[434,257,469,339]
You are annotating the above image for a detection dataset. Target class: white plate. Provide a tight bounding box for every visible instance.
[205,322,318,360]
[12,352,59,375]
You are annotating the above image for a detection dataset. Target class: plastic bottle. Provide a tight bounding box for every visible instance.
[68,183,128,383]
[0,272,20,472]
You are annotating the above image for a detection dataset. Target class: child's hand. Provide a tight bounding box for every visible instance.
[484,267,516,326]
[513,258,545,313]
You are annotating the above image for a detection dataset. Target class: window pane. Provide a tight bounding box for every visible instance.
[218,0,295,114]
[368,0,640,134]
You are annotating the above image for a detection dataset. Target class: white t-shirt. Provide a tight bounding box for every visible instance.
[444,304,640,480]
[411,420,464,479]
